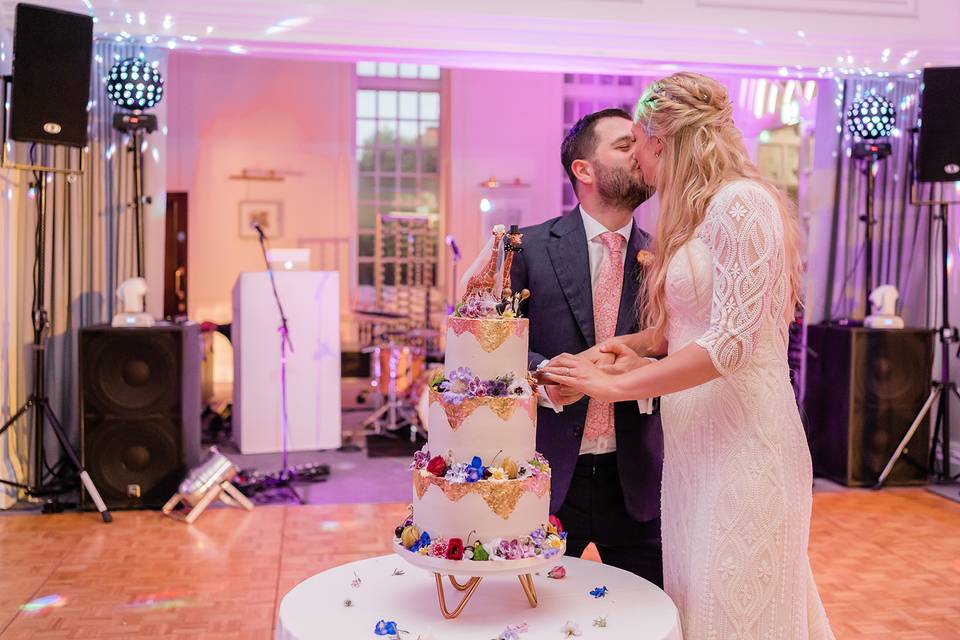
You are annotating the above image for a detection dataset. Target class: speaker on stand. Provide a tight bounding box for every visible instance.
[79,324,203,510]
[875,67,960,489]
[0,3,113,521]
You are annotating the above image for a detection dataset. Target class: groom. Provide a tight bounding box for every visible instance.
[510,109,663,586]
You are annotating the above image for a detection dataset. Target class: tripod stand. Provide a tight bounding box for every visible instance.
[876,195,957,488]
[0,147,111,521]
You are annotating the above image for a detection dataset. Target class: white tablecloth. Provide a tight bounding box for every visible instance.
[276,554,682,640]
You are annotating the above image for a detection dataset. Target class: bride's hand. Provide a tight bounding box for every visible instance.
[597,340,652,375]
[541,353,616,403]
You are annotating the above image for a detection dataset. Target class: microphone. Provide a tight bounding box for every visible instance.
[445,234,461,261]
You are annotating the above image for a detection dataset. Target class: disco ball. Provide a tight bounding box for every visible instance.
[846,95,895,140]
[106,58,164,111]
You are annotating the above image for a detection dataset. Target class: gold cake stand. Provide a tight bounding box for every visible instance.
[393,540,563,619]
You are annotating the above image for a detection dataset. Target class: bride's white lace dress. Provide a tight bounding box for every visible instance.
[660,180,834,639]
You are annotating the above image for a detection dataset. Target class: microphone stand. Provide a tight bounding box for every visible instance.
[446,235,462,315]
[245,224,328,504]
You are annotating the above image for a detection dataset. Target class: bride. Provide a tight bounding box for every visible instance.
[543,72,835,639]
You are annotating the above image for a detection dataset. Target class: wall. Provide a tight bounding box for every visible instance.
[165,52,355,379]
[447,68,565,269]
[166,58,569,380]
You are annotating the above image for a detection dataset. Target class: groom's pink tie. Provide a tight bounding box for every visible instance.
[584,231,625,441]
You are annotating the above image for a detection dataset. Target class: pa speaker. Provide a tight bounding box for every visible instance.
[803,325,933,486]
[9,3,93,147]
[916,67,960,183]
[79,324,202,509]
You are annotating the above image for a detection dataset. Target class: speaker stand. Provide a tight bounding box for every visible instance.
[0,166,111,522]
[875,201,957,489]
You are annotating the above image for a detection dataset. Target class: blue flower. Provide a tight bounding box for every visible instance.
[465,456,484,483]
[374,619,398,635]
[410,531,431,553]
[589,585,608,598]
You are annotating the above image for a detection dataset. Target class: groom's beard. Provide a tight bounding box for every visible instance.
[594,161,654,210]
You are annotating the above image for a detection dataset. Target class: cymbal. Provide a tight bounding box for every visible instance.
[353,308,407,320]
[406,328,442,339]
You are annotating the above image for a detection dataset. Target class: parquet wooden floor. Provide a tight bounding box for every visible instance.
[0,489,957,639]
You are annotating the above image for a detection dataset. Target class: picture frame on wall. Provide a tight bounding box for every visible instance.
[239,201,282,238]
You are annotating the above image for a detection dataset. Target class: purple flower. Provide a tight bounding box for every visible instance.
[498,539,522,560]
[444,462,469,483]
[410,450,430,470]
[530,528,546,544]
[469,378,489,396]
[500,623,529,640]
[447,367,473,394]
[459,294,496,318]
[441,391,465,405]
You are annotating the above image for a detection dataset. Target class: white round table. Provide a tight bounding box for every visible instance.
[277,554,681,639]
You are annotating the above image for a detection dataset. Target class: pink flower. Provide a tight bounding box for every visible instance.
[547,566,566,579]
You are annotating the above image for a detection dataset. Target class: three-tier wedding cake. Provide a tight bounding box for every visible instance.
[393,225,565,570]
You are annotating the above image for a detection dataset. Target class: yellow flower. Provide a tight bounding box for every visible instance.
[546,523,558,536]
[490,467,508,481]
[636,249,655,268]
[400,525,421,549]
[547,536,564,549]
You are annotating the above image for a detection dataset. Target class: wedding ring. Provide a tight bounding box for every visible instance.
[561,367,570,376]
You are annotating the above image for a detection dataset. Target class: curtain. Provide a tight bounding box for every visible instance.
[819,76,927,324]
[0,39,168,506]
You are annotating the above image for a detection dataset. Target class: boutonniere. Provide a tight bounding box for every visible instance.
[636,249,654,268]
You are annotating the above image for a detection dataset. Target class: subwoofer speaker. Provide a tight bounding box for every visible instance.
[9,3,93,147]
[916,66,960,183]
[80,324,202,509]
[803,325,934,486]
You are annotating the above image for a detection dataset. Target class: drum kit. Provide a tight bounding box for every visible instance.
[355,308,442,443]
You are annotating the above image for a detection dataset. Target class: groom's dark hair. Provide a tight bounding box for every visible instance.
[561,108,632,197]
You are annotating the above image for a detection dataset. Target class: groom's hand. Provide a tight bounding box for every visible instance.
[542,354,585,406]
[545,383,584,407]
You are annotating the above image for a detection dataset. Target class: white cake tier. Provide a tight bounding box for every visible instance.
[426,391,537,464]
[444,317,529,384]
[412,472,550,542]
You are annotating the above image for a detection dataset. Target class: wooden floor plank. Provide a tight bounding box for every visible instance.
[0,488,957,638]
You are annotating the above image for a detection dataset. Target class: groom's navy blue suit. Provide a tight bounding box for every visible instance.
[510,206,664,585]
